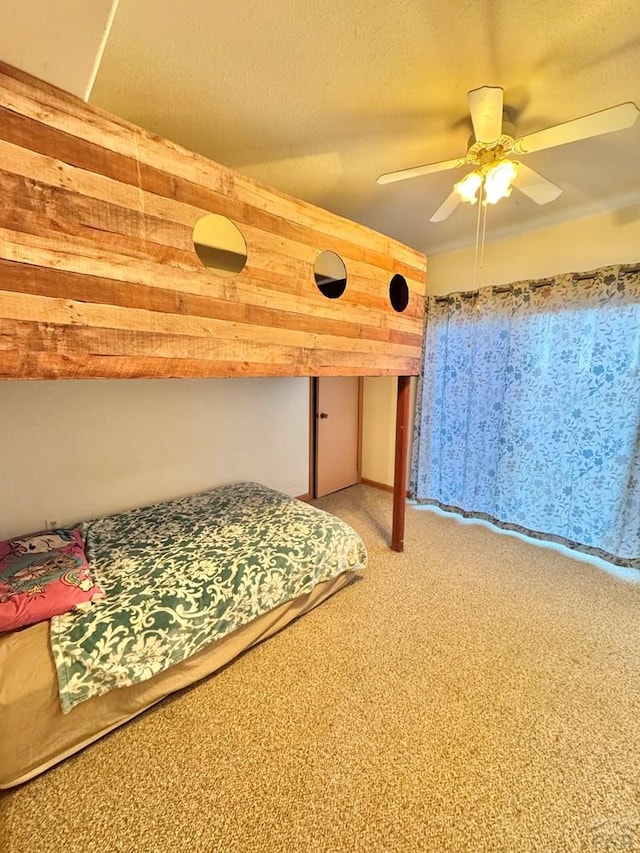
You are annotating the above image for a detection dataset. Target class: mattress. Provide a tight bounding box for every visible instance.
[0,571,356,788]
[52,481,367,712]
[0,482,366,788]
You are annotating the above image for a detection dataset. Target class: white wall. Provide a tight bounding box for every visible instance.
[361,377,397,485]
[361,377,416,487]
[361,205,640,486]
[426,205,640,295]
[0,378,310,539]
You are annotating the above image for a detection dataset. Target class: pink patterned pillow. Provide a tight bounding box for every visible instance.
[0,528,104,632]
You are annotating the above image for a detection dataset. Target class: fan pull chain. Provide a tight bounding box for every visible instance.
[479,195,488,279]
[473,184,483,289]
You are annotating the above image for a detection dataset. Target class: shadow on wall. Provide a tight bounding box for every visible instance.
[614,202,640,226]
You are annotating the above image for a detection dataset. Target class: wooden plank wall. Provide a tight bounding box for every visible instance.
[0,62,426,380]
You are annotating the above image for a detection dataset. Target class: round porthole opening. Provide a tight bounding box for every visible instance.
[389,273,409,312]
[314,250,347,299]
[193,214,247,277]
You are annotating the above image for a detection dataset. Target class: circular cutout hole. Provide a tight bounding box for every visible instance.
[389,273,409,312]
[193,214,247,277]
[314,250,347,299]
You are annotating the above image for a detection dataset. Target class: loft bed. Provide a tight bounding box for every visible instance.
[0,59,426,549]
[0,62,426,786]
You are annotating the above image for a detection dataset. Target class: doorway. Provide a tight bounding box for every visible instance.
[313,377,361,498]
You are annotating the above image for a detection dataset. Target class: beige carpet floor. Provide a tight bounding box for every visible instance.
[2,485,640,853]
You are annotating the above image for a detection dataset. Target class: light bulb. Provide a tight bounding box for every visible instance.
[483,159,518,205]
[454,170,483,204]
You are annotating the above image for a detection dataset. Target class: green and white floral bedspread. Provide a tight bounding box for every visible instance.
[50,482,367,713]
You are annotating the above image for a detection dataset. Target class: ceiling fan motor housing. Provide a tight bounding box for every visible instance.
[467,133,516,168]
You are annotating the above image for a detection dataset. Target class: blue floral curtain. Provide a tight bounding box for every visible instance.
[411,263,640,568]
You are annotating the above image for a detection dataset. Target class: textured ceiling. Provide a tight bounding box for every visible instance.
[86,1,639,255]
[0,0,116,98]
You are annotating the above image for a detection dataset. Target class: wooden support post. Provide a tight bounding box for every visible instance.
[391,375,411,552]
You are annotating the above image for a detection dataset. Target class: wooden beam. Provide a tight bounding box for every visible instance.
[391,375,411,552]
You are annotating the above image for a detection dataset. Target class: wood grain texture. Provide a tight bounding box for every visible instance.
[0,62,426,380]
[391,375,412,552]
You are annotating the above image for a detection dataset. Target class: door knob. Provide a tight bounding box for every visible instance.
[319,412,329,419]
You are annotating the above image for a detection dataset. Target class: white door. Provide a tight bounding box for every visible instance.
[315,377,360,497]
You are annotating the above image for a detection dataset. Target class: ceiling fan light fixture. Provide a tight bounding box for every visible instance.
[454,170,483,204]
[483,158,518,205]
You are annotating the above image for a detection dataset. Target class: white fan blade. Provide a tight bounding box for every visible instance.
[468,86,504,145]
[429,191,462,223]
[513,162,562,205]
[513,102,639,155]
[377,157,466,185]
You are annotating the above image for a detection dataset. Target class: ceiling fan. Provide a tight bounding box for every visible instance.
[377,87,640,223]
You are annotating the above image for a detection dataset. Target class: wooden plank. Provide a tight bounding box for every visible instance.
[0,350,299,379]
[0,140,425,318]
[0,135,425,292]
[0,229,422,338]
[0,290,420,360]
[0,349,415,380]
[0,322,419,378]
[0,262,423,349]
[0,104,139,187]
[0,149,426,314]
